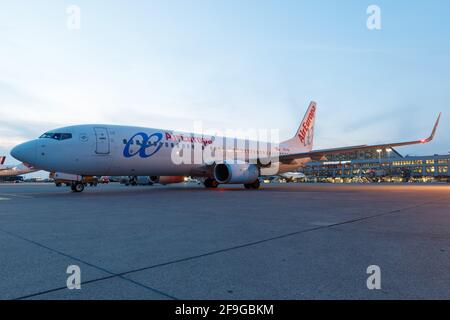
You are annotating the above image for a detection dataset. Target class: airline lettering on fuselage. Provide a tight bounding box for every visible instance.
[164,132,213,146]
[298,105,316,146]
[123,131,214,159]
[123,132,163,158]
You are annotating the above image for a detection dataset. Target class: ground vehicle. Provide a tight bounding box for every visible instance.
[130,176,152,186]
[119,176,152,186]
[100,176,110,184]
[49,172,98,192]
[184,177,201,184]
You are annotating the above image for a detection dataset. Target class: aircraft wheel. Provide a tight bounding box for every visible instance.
[71,182,85,193]
[244,179,260,190]
[204,178,219,188]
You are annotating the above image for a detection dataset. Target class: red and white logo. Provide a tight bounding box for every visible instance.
[298,105,316,146]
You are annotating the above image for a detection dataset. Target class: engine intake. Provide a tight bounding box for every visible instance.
[214,163,259,184]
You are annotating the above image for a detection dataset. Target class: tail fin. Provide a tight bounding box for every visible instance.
[281,101,317,152]
[0,156,5,165]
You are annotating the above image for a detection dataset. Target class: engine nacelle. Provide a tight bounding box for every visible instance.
[214,163,259,184]
[149,176,185,185]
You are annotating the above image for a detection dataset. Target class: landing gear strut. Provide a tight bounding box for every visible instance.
[244,179,260,190]
[71,182,85,193]
[204,178,219,188]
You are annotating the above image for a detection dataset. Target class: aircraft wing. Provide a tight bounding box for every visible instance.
[191,113,441,171]
[278,113,441,162]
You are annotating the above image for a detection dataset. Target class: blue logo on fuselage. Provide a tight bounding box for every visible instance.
[123,132,163,158]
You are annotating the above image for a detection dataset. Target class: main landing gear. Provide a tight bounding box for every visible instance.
[204,178,219,188]
[203,178,261,190]
[71,182,85,193]
[244,179,261,190]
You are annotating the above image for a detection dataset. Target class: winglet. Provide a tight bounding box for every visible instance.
[422,112,441,143]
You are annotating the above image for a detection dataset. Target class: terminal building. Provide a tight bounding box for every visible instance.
[303,148,450,183]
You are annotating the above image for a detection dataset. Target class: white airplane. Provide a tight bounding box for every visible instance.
[0,156,38,177]
[10,102,441,192]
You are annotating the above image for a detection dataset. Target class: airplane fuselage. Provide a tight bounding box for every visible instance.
[0,163,37,177]
[12,124,308,177]
[0,168,35,177]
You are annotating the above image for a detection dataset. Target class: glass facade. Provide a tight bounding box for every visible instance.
[303,148,450,182]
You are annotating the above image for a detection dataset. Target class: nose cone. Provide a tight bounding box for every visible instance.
[11,140,37,164]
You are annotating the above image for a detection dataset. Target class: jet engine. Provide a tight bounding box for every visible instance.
[213,163,259,184]
[149,176,185,185]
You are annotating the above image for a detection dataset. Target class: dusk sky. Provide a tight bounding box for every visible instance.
[1,0,449,172]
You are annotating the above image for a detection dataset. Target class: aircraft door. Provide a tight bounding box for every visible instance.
[94,127,110,154]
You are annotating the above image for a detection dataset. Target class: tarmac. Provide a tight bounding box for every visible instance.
[0,182,449,300]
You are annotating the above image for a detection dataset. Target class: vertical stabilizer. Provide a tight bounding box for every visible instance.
[281,101,317,152]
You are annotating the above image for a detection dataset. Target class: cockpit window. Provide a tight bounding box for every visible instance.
[39,132,54,139]
[39,132,72,140]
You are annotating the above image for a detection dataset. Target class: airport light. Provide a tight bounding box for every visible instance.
[386,148,392,159]
[386,148,392,170]
[376,149,382,166]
